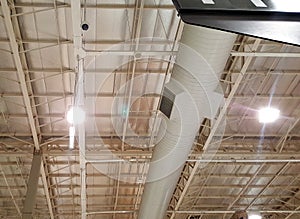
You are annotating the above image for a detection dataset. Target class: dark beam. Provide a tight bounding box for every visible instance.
[22,151,42,219]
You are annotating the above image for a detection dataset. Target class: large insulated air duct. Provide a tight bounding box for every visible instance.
[138,25,236,219]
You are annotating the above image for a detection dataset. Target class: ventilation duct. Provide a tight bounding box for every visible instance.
[138,24,236,219]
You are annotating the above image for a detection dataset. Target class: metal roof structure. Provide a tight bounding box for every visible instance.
[0,0,299,219]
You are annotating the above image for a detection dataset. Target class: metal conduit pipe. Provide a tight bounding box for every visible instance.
[138,25,236,219]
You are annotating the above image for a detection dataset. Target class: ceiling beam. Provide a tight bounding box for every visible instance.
[0,92,160,98]
[2,92,300,100]
[0,38,173,45]
[1,194,297,200]
[70,0,86,218]
[277,117,300,152]
[169,210,300,215]
[1,132,300,138]
[232,51,300,58]
[13,2,175,9]
[1,113,298,121]
[1,150,300,159]
[0,158,300,166]
[1,172,300,179]
[119,46,300,62]
[0,1,54,218]
[70,210,300,215]
[1,68,300,75]
[84,49,177,57]
[1,183,300,190]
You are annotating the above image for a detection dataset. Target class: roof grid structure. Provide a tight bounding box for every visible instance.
[0,0,299,219]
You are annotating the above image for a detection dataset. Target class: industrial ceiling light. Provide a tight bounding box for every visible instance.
[67,106,86,125]
[69,126,75,149]
[258,107,280,123]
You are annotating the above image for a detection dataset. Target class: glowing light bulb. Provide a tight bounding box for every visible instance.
[258,107,280,124]
[67,106,85,125]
